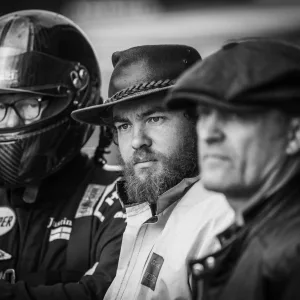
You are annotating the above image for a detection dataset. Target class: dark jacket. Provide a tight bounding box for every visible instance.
[191,173,300,300]
[0,153,126,300]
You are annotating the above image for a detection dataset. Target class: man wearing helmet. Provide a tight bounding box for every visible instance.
[0,10,125,300]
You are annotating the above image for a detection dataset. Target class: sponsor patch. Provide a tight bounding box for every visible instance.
[75,184,105,218]
[0,207,16,236]
[141,253,164,291]
[47,217,72,228]
[94,184,119,222]
[49,226,72,242]
[0,249,12,261]
[47,217,73,242]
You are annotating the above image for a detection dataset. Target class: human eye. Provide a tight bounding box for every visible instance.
[147,116,165,124]
[14,97,41,120]
[115,123,131,132]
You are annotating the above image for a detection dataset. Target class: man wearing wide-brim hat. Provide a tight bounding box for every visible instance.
[72,44,234,300]
[165,39,300,300]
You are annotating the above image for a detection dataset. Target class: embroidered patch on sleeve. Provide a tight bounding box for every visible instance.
[75,184,105,219]
[49,226,72,242]
[0,207,16,236]
[141,252,164,291]
[94,180,120,222]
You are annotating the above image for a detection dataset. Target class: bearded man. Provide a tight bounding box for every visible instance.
[72,44,234,300]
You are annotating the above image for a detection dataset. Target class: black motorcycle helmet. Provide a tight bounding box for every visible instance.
[0,10,102,187]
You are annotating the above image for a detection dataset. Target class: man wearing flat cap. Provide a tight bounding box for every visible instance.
[72,44,234,300]
[166,39,300,300]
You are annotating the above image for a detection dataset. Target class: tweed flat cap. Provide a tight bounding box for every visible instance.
[72,44,200,125]
[165,39,300,113]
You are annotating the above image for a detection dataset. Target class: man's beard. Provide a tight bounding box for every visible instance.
[120,131,198,205]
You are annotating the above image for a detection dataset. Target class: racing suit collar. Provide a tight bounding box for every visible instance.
[116,176,200,215]
[157,176,200,214]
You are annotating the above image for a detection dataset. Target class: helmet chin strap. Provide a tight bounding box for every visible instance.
[22,184,39,204]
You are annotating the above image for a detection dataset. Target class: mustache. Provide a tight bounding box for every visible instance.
[131,149,159,165]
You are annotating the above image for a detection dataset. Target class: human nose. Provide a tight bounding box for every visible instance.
[4,107,22,128]
[131,124,152,150]
[197,110,224,144]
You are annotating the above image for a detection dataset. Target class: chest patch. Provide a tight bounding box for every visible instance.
[0,249,12,260]
[141,252,164,291]
[0,207,16,236]
[47,217,73,242]
[75,184,105,219]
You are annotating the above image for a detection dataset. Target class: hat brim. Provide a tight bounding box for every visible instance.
[165,91,266,113]
[72,85,173,126]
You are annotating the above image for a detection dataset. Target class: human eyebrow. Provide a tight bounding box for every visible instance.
[112,115,130,124]
[138,107,167,119]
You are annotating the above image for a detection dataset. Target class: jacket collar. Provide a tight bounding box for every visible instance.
[234,158,300,226]
[242,171,300,225]
[156,176,199,214]
[218,172,300,246]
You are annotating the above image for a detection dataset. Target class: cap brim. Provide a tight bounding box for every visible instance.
[72,85,173,125]
[165,91,265,112]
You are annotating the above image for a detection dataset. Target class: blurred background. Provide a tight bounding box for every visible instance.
[1,0,300,165]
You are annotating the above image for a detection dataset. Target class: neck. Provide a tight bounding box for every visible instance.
[225,191,256,225]
[227,157,300,225]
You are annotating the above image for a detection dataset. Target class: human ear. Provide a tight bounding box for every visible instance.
[286,117,300,155]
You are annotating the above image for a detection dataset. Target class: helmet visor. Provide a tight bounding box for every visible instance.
[0,47,81,96]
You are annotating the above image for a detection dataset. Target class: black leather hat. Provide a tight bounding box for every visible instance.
[72,44,201,125]
[165,39,300,113]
